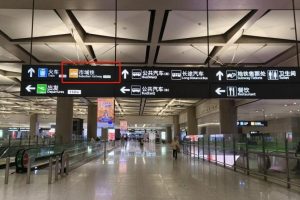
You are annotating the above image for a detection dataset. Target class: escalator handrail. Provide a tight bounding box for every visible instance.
[0,146,9,158]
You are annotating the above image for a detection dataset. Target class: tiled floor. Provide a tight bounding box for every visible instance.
[1,141,300,200]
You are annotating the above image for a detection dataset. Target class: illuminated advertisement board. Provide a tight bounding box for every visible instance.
[108,129,115,141]
[97,98,115,128]
[120,120,128,134]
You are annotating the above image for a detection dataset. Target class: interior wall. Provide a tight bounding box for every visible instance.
[196,99,219,118]
[241,117,297,140]
[179,112,187,124]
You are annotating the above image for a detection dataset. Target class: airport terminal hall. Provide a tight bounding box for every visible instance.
[3,0,300,199]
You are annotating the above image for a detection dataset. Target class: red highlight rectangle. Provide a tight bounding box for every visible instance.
[60,60,122,84]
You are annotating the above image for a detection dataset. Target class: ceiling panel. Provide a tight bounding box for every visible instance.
[0,76,16,84]
[72,11,150,40]
[218,44,292,64]
[0,46,21,61]
[163,10,250,41]
[157,45,213,64]
[0,9,70,39]
[244,10,300,40]
[279,53,300,67]
[93,44,147,63]
[0,63,22,73]
[20,43,86,62]
[238,99,300,120]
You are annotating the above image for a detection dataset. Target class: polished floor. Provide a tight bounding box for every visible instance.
[1,141,300,200]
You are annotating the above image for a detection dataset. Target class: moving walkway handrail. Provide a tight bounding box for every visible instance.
[0,146,9,159]
[15,146,65,173]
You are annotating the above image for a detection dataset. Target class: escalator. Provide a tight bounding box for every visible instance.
[14,142,104,173]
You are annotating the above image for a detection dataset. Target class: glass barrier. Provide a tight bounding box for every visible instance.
[182,133,300,189]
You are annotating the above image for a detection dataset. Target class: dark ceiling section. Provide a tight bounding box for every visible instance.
[0,0,300,116]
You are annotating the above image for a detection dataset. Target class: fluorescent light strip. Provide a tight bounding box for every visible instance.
[197,123,220,128]
[158,99,176,115]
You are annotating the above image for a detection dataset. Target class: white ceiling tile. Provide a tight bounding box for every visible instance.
[163,10,250,40]
[73,11,150,40]
[93,44,146,63]
[218,44,292,64]
[157,45,213,63]
[0,63,22,73]
[0,76,17,84]
[20,43,85,62]
[0,9,70,39]
[244,10,300,40]
[0,46,20,61]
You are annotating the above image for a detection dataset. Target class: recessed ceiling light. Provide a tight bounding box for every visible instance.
[289,110,293,113]
[298,110,300,112]
[293,102,297,105]
[255,110,259,112]
[284,104,288,107]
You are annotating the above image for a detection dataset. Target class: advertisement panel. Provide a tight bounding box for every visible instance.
[120,120,128,134]
[97,98,115,128]
[108,129,116,141]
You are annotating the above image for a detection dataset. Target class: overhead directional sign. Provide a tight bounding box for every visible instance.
[121,69,129,80]
[27,68,35,77]
[215,87,226,95]
[211,67,299,82]
[211,83,300,99]
[216,71,224,81]
[21,64,300,99]
[25,85,35,93]
[121,67,209,82]
[21,81,209,98]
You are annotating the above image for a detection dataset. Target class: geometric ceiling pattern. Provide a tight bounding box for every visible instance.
[0,0,300,119]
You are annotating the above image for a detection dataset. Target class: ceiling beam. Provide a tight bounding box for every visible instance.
[0,0,294,10]
[85,34,148,45]
[267,46,299,66]
[237,35,299,45]
[161,35,225,45]
[147,10,166,66]
[209,9,268,65]
[8,34,228,46]
[11,34,75,44]
[0,30,39,64]
[55,9,95,61]
[0,69,21,77]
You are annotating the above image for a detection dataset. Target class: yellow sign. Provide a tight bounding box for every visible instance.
[69,69,78,78]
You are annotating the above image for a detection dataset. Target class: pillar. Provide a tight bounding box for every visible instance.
[186,106,197,135]
[56,97,73,144]
[219,100,237,134]
[173,115,180,139]
[166,126,172,143]
[87,104,97,140]
[30,113,39,135]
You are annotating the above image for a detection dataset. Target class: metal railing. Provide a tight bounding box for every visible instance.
[1,139,120,185]
[182,134,300,190]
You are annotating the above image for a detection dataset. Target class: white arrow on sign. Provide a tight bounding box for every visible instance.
[216,71,224,81]
[122,69,129,79]
[26,85,36,92]
[215,87,226,95]
[120,86,130,94]
[28,68,35,77]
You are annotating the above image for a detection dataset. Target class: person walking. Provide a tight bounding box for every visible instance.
[171,137,180,160]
